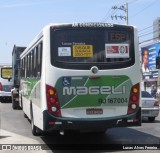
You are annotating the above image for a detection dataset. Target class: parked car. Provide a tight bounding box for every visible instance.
[141,91,159,122]
[0,83,12,102]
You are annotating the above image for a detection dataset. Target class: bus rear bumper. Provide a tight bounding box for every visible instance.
[43,108,141,132]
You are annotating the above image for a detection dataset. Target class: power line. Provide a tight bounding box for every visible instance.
[130,0,158,19]
[139,29,153,36]
[138,22,160,45]
[139,36,159,44]
[101,0,128,22]
[101,8,115,22]
[100,0,160,46]
[101,0,139,23]
[138,21,160,35]
[139,29,160,38]
[138,25,153,33]
[101,0,158,25]
[101,1,120,22]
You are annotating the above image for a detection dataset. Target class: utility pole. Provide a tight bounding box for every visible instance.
[111,2,128,25]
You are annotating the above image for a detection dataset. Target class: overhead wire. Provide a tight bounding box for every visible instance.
[139,29,160,38]
[101,0,140,22]
[131,0,160,45]
[139,36,159,44]
[138,25,153,33]
[138,22,159,35]
[101,0,159,45]
[139,22,160,45]
[101,0,121,22]
[130,0,158,19]
[101,0,128,22]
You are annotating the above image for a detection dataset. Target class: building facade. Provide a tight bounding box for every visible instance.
[153,17,160,40]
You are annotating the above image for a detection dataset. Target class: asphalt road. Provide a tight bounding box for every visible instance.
[0,101,160,153]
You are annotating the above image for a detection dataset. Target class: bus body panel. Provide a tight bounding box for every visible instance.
[22,96,31,118]
[43,108,141,132]
[56,75,131,118]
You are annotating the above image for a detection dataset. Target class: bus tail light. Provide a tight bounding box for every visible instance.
[127,83,140,114]
[46,84,61,117]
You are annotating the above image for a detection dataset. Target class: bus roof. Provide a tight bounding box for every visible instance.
[12,45,26,55]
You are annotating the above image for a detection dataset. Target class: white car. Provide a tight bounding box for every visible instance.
[0,83,12,102]
[141,91,159,122]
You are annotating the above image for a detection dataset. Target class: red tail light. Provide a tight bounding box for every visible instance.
[154,101,159,107]
[46,84,61,117]
[127,83,140,114]
[0,82,2,91]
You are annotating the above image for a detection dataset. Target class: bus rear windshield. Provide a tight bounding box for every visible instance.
[51,27,135,70]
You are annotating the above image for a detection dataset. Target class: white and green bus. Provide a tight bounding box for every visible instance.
[19,22,141,135]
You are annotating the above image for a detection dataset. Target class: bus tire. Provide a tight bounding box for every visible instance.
[20,95,23,110]
[24,113,27,118]
[30,104,41,136]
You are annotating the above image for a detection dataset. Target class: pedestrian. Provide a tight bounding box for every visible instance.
[151,85,157,98]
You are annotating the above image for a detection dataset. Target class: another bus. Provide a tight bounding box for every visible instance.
[11,45,26,109]
[19,22,141,136]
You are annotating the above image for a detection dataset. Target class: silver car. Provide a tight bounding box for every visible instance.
[0,84,12,102]
[141,91,159,122]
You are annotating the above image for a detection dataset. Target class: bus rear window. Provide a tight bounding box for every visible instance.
[1,68,12,79]
[51,28,135,69]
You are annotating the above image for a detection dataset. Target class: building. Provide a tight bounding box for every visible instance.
[153,17,160,40]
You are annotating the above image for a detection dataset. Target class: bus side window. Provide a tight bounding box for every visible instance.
[37,42,42,77]
[31,50,34,77]
[25,56,27,78]
[20,58,24,78]
[28,52,32,77]
[27,53,31,77]
[34,47,38,77]
[23,58,25,78]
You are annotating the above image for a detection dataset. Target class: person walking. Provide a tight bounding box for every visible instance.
[151,85,157,98]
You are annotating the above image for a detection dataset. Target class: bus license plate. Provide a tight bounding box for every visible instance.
[86,108,103,115]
